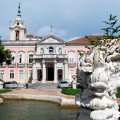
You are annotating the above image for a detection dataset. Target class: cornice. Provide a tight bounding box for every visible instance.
[65,42,91,46]
[2,41,37,46]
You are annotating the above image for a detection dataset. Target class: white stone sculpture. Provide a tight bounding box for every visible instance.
[75,39,120,120]
[0,98,3,104]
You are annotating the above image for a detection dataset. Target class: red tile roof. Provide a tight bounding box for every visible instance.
[26,34,41,38]
[67,35,103,44]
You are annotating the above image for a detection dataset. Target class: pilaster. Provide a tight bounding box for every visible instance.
[42,60,46,83]
[32,60,37,83]
[54,60,57,83]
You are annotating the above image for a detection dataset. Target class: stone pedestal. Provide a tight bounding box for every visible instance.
[0,98,3,104]
[0,81,3,89]
[72,80,76,89]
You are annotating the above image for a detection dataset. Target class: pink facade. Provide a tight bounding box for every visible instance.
[0,4,91,83]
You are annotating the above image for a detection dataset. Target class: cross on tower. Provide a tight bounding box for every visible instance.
[17,2,21,17]
[50,25,53,33]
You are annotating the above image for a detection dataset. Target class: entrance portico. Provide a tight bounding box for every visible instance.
[32,59,68,83]
[32,35,68,83]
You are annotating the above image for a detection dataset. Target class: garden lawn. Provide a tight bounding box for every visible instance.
[62,88,120,98]
[0,89,12,94]
[61,88,82,95]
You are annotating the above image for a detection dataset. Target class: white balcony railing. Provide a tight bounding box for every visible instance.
[33,54,67,59]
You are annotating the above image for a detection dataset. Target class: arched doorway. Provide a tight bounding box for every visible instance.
[37,69,42,81]
[58,69,62,80]
[46,63,54,81]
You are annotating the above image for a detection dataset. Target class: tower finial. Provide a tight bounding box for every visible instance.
[49,25,53,35]
[17,2,21,17]
[50,25,53,33]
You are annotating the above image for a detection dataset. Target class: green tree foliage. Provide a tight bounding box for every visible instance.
[85,35,102,47]
[0,40,13,65]
[85,14,120,47]
[102,14,120,39]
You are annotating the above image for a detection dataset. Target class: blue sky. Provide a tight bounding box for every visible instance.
[0,0,120,40]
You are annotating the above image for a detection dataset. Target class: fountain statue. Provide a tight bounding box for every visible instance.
[75,39,120,120]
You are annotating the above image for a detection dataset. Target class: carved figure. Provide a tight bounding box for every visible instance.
[76,39,120,120]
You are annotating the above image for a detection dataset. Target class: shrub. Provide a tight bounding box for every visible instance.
[61,88,82,96]
[116,88,120,98]
[0,89,12,94]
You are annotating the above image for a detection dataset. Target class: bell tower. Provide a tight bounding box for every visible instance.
[9,3,26,40]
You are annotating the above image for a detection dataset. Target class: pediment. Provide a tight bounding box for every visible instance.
[38,35,65,44]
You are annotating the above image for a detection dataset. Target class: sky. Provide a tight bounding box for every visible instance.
[0,0,120,40]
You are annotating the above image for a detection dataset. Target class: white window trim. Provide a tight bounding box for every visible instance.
[0,70,5,80]
[18,51,25,63]
[68,51,75,63]
[11,51,16,64]
[9,70,15,80]
[28,70,33,79]
[19,70,24,80]
[27,51,33,63]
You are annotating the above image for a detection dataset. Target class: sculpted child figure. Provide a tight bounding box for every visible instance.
[76,39,120,120]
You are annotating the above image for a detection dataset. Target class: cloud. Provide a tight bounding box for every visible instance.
[91,33,103,36]
[35,26,67,39]
[67,36,81,41]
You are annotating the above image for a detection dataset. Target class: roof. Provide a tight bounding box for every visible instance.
[67,35,103,44]
[26,34,42,39]
[37,34,65,44]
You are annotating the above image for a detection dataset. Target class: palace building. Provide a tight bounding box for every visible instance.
[0,4,90,84]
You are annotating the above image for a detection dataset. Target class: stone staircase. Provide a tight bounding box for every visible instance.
[28,82,58,89]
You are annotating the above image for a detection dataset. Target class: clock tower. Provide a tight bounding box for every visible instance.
[9,3,26,40]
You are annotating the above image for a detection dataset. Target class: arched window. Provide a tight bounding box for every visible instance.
[11,51,16,64]
[18,51,25,63]
[58,48,62,54]
[40,48,44,54]
[49,46,54,53]
[16,30,19,40]
[77,52,80,62]
[68,51,75,63]
[27,51,33,63]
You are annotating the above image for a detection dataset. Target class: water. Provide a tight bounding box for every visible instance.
[0,100,78,120]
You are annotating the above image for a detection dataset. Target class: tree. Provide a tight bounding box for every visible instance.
[85,14,120,46]
[0,40,13,65]
[85,35,102,47]
[102,14,120,39]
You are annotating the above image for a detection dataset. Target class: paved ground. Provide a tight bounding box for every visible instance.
[0,87,76,107]
[1,82,120,106]
[28,83,58,89]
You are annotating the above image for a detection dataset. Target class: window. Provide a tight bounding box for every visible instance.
[29,54,33,63]
[16,30,19,40]
[28,70,32,79]
[10,70,14,79]
[18,52,25,63]
[68,51,75,63]
[11,52,16,64]
[69,70,75,79]
[77,52,80,62]
[40,48,44,54]
[58,48,62,54]
[19,70,24,79]
[27,51,33,63]
[58,69,62,80]
[0,70,5,79]
[49,46,54,53]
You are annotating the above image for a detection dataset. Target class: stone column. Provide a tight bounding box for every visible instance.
[32,60,37,83]
[54,60,57,83]
[64,60,68,81]
[42,60,46,83]
[63,62,65,80]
